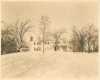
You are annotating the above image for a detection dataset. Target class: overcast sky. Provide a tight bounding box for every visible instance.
[1,1,98,32]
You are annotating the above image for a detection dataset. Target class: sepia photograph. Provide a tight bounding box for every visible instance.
[0,0,99,80]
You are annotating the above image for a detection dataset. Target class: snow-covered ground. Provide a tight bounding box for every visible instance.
[0,51,98,80]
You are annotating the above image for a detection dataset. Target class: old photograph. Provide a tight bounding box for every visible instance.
[1,0,99,80]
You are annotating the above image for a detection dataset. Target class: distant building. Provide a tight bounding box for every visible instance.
[23,31,72,52]
[23,31,54,52]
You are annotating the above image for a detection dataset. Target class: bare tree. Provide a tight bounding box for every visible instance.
[84,24,98,52]
[1,21,17,54]
[40,16,50,54]
[70,24,98,53]
[70,26,81,52]
[52,31,65,51]
[14,20,32,52]
[1,22,14,41]
[70,26,89,52]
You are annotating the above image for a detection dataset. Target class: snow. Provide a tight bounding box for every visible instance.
[0,51,98,80]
